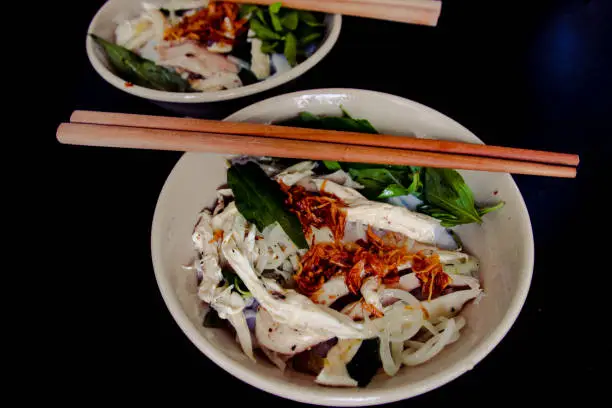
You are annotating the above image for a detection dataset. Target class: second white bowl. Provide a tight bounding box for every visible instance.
[151,88,534,406]
[86,0,341,104]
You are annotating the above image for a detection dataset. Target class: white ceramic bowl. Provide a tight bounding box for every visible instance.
[86,0,341,104]
[151,89,534,406]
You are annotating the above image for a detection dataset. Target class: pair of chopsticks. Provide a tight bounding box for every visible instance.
[57,110,579,178]
[226,0,442,26]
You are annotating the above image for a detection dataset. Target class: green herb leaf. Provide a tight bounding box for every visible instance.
[285,112,378,134]
[256,8,268,25]
[420,168,482,225]
[299,32,322,45]
[269,2,282,14]
[322,160,342,171]
[275,110,504,226]
[281,10,299,30]
[90,34,190,92]
[228,162,308,248]
[298,10,324,26]
[221,267,251,297]
[477,201,505,216]
[240,4,260,19]
[348,168,413,199]
[284,32,298,66]
[249,18,284,40]
[270,11,284,32]
[260,40,280,53]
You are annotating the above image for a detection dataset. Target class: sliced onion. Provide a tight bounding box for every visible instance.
[422,320,439,336]
[381,288,422,309]
[436,316,466,332]
[403,318,456,366]
[379,328,401,376]
[388,320,423,343]
[404,340,425,349]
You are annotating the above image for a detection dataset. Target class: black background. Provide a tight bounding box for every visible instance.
[43,0,609,404]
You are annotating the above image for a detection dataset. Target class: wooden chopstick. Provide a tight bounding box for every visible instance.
[57,122,577,178]
[225,0,442,26]
[71,110,580,167]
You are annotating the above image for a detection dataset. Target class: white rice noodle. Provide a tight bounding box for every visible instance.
[251,38,271,80]
[315,339,362,387]
[228,312,255,361]
[260,346,288,372]
[402,318,456,366]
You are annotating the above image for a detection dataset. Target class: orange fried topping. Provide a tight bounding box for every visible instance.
[412,252,452,301]
[281,183,347,242]
[164,2,248,45]
[209,229,224,243]
[296,227,414,296]
[296,227,452,302]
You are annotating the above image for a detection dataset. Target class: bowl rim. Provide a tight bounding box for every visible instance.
[151,88,535,406]
[85,1,342,103]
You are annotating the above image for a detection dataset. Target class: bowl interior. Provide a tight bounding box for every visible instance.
[87,0,340,103]
[151,89,534,406]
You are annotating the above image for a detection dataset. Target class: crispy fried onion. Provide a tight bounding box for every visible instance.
[296,228,403,294]
[297,227,452,303]
[411,252,452,301]
[281,181,347,242]
[164,2,248,44]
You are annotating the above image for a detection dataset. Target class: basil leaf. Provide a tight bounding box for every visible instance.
[260,40,280,53]
[284,32,298,66]
[275,110,504,226]
[269,2,282,14]
[90,34,190,92]
[221,267,251,297]
[377,171,421,199]
[477,201,505,216]
[228,162,308,248]
[299,10,325,27]
[323,160,342,171]
[421,168,482,225]
[240,4,260,19]
[256,8,268,25]
[281,10,299,30]
[249,18,284,40]
[300,32,322,45]
[348,168,410,199]
[270,11,284,32]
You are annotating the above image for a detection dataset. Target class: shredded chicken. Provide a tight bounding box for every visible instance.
[281,181,347,242]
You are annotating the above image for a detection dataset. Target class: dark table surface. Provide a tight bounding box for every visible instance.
[49,0,609,404]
